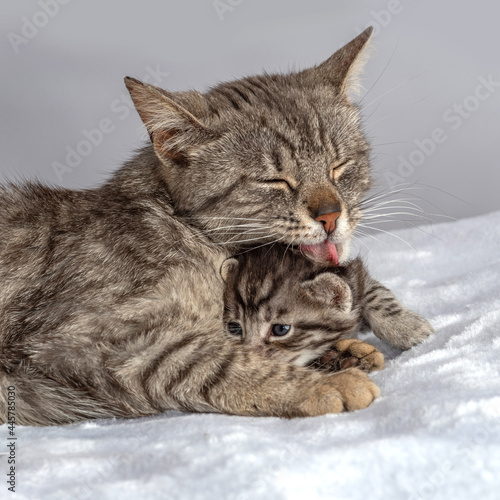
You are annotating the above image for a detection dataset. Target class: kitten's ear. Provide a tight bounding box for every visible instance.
[310,26,373,98]
[220,258,239,283]
[301,273,352,312]
[124,77,218,165]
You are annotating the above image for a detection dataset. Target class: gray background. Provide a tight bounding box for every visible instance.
[1,0,499,230]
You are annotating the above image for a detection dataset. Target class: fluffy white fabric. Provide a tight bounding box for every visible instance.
[4,211,500,500]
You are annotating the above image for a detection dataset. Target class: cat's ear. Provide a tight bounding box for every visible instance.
[309,26,373,98]
[301,273,352,312]
[124,77,218,165]
[220,258,239,283]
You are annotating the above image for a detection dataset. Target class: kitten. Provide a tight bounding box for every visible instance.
[222,246,432,371]
[0,27,429,426]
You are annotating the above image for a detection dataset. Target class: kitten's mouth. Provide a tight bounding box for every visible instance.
[300,240,340,265]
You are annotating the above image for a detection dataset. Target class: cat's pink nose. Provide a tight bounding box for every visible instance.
[315,211,340,235]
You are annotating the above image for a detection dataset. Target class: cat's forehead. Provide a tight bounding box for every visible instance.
[205,74,357,135]
[202,74,367,179]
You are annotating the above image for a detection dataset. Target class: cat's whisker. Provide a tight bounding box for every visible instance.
[185,216,270,222]
[357,185,420,207]
[232,235,288,256]
[361,180,471,215]
[357,223,420,257]
[359,40,400,105]
[280,241,294,269]
[184,224,270,241]
[363,196,425,208]
[355,227,392,250]
[362,211,433,224]
[366,94,430,127]
[216,233,281,246]
[362,99,384,124]
[219,227,274,244]
[361,206,432,226]
[362,70,426,108]
[350,232,373,256]
[371,141,411,148]
[386,220,445,241]
[362,200,427,214]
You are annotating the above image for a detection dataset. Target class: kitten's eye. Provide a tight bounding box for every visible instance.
[227,322,243,336]
[271,324,291,336]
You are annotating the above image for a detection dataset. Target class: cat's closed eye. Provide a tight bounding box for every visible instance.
[330,159,352,180]
[260,179,295,191]
[227,321,243,335]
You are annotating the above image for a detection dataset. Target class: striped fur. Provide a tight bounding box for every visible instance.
[222,247,433,370]
[0,29,386,426]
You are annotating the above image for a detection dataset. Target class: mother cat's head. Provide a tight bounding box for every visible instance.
[126,28,374,264]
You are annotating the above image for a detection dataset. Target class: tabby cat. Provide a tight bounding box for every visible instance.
[0,27,431,426]
[222,246,432,372]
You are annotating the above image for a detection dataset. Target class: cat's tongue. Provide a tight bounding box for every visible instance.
[300,241,339,265]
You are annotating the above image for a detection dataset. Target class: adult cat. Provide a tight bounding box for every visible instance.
[0,28,428,426]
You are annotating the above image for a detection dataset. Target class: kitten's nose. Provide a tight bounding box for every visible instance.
[315,204,341,235]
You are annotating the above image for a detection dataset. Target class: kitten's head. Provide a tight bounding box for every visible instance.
[221,247,359,366]
[126,28,374,264]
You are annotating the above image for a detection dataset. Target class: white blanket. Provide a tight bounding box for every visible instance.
[5,210,500,500]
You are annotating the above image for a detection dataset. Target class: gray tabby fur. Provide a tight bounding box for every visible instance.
[0,28,430,426]
[222,246,433,368]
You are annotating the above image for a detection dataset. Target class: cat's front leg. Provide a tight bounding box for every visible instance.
[133,329,380,418]
[195,343,380,417]
[362,278,434,350]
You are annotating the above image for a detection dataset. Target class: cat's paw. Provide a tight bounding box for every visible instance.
[313,339,385,373]
[374,310,434,350]
[299,368,380,415]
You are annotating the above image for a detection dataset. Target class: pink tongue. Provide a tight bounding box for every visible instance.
[300,241,339,265]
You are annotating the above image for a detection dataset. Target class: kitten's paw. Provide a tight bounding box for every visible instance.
[299,368,379,415]
[377,311,434,350]
[404,313,434,348]
[313,339,385,373]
